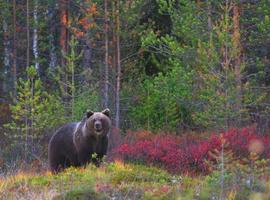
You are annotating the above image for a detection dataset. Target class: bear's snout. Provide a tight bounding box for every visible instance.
[94,121,102,131]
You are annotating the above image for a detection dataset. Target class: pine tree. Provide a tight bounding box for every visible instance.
[58,35,82,120]
[5,66,65,157]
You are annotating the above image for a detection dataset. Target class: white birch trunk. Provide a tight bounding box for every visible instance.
[33,0,39,70]
[115,0,121,129]
[2,15,10,93]
[3,18,10,68]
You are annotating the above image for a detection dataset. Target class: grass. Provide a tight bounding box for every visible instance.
[0,162,179,199]
[0,161,270,199]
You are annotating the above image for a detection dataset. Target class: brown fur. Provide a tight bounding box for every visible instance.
[48,109,111,173]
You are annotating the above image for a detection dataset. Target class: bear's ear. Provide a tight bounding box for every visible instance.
[102,108,110,117]
[86,110,94,118]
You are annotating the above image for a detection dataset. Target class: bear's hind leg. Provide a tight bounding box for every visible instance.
[49,154,68,174]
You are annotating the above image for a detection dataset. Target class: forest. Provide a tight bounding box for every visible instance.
[0,0,270,199]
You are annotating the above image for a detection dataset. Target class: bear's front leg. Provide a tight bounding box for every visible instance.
[89,152,101,167]
[77,149,95,167]
[95,136,108,165]
[79,153,101,167]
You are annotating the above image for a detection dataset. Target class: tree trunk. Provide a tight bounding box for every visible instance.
[49,6,57,68]
[25,115,29,159]
[71,37,75,120]
[114,0,121,129]
[33,0,39,70]
[207,0,212,32]
[12,0,17,97]
[221,0,230,131]
[49,40,57,68]
[3,18,10,68]
[233,2,242,116]
[2,15,10,95]
[60,0,69,101]
[26,0,30,68]
[83,44,91,69]
[104,0,109,108]
[60,0,68,66]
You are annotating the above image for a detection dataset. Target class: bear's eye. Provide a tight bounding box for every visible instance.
[93,118,100,123]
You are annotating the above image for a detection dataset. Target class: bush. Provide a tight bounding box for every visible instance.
[127,63,195,132]
[114,127,270,175]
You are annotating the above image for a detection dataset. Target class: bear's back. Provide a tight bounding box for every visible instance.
[49,122,79,155]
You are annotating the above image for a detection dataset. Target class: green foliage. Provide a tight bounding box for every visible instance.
[126,0,210,131]
[119,0,270,133]
[58,189,104,200]
[129,61,194,132]
[0,161,269,199]
[1,0,270,135]
[52,167,102,200]
[57,35,83,121]
[28,175,51,187]
[107,162,172,185]
[256,1,270,37]
[200,170,232,199]
[73,88,99,121]
[5,66,65,139]
[168,0,203,46]
[204,142,270,199]
[175,176,202,200]
[0,162,175,199]
[129,0,258,131]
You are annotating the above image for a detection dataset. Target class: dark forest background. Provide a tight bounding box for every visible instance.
[0,0,270,171]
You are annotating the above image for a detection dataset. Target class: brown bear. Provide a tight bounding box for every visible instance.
[48,109,111,173]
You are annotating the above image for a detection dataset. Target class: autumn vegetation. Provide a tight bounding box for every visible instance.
[115,127,270,174]
[0,0,270,199]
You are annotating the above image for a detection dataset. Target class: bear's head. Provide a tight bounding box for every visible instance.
[85,109,111,137]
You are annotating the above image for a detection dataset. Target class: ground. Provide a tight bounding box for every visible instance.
[0,161,269,199]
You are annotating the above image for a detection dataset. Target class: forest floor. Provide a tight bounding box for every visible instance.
[0,161,269,200]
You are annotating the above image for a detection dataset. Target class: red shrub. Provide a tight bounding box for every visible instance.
[113,127,270,175]
[222,127,270,158]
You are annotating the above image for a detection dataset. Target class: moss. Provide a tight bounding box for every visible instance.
[28,176,51,187]
[107,162,172,185]
[53,187,105,200]
[1,162,269,199]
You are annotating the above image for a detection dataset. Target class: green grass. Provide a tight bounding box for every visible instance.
[0,161,269,199]
[0,162,179,199]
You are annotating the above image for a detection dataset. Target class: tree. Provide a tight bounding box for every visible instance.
[242,0,270,133]
[5,66,65,158]
[58,35,82,120]
[33,0,39,70]
[1,0,270,134]
[232,1,242,115]
[114,0,121,129]
[0,0,11,96]
[12,0,17,97]
[104,0,109,108]
[26,0,30,68]
[60,0,69,69]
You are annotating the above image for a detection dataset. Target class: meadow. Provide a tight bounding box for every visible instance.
[1,127,270,199]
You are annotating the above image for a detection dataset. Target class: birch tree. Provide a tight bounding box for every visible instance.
[33,0,39,70]
[12,0,17,97]
[114,0,121,129]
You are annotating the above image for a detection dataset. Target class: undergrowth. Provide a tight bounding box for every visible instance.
[1,127,270,199]
[0,161,269,199]
[114,127,270,175]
